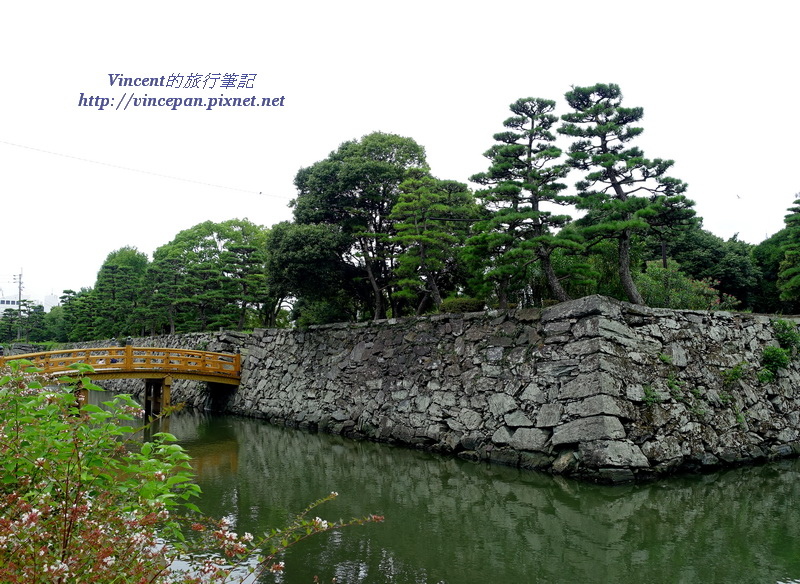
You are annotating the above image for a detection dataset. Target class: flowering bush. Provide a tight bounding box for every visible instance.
[0,360,382,583]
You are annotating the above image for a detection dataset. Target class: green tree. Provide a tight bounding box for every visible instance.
[292,132,428,320]
[778,195,800,303]
[752,228,799,313]
[559,83,690,305]
[144,219,272,334]
[141,252,188,335]
[642,195,698,268]
[390,171,479,313]
[713,235,761,308]
[265,221,357,325]
[93,246,149,338]
[42,305,68,342]
[217,219,272,329]
[653,224,762,309]
[636,260,739,310]
[60,288,99,341]
[468,97,578,307]
[0,309,16,343]
[19,302,46,342]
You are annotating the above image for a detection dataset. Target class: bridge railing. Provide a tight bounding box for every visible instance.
[0,346,241,380]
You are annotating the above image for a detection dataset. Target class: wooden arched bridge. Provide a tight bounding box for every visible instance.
[0,346,241,417]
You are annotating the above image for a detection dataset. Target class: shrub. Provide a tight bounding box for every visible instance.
[772,318,800,351]
[722,362,748,386]
[760,346,791,384]
[642,385,662,406]
[0,361,201,582]
[636,260,740,311]
[440,297,485,313]
[0,360,382,583]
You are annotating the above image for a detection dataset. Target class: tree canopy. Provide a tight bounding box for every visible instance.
[292,132,429,320]
[778,196,800,303]
[559,83,693,304]
[9,85,798,345]
[467,97,580,307]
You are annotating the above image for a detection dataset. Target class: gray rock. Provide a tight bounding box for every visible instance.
[551,416,626,446]
[491,426,513,445]
[488,393,516,417]
[535,403,563,427]
[565,395,625,418]
[504,410,534,427]
[579,440,650,468]
[509,428,550,451]
[558,371,622,400]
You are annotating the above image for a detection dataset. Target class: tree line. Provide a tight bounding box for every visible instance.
[4,83,800,343]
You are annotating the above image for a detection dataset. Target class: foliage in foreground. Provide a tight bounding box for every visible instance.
[0,361,382,583]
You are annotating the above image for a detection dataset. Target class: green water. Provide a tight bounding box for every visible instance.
[151,409,800,583]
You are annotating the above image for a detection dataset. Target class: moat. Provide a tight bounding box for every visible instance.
[146,405,800,583]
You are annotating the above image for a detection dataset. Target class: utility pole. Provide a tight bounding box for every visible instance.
[12,270,22,341]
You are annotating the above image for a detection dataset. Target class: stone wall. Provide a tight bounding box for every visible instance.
[77,295,800,483]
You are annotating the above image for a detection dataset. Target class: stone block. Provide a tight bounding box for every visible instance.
[515,308,541,322]
[486,346,504,362]
[488,393,516,417]
[520,384,547,404]
[565,395,625,419]
[492,426,513,445]
[558,371,622,400]
[509,428,550,451]
[579,440,649,468]
[665,343,689,367]
[535,403,563,427]
[504,410,534,427]
[489,449,520,466]
[537,360,580,379]
[541,295,623,323]
[459,409,483,430]
[551,415,625,446]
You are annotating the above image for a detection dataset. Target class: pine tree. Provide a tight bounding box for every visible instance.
[559,83,690,305]
[778,195,800,302]
[467,97,579,307]
[390,171,478,314]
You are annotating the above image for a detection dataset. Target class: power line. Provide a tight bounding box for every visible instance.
[0,139,293,200]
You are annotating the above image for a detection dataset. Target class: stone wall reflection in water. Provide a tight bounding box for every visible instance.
[150,409,800,584]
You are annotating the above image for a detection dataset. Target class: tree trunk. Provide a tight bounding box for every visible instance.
[497,277,510,309]
[363,259,386,320]
[608,170,645,305]
[540,251,571,303]
[424,267,443,310]
[415,293,432,316]
[619,231,645,305]
[237,302,248,331]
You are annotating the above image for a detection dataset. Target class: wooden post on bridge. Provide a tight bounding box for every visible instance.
[162,376,171,412]
[143,376,172,420]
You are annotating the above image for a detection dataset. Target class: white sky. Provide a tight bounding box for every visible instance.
[2,1,798,305]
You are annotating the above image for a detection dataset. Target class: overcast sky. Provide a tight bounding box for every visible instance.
[2,1,798,305]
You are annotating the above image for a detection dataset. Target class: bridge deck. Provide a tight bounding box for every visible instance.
[0,346,241,384]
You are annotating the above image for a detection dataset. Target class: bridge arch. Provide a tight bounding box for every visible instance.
[0,346,240,416]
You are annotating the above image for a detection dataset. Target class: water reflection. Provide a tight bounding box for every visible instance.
[152,409,800,584]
